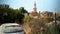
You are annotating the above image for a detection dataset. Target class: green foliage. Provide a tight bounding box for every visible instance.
[0,4,28,25]
[24,16,33,22]
[43,17,53,24]
[48,23,60,34]
[19,7,28,13]
[57,16,60,21]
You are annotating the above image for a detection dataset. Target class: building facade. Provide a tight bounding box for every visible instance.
[29,1,38,18]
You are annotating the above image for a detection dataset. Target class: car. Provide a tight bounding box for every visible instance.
[0,23,26,34]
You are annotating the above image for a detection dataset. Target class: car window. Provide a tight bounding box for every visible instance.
[5,25,21,27]
[4,25,24,33]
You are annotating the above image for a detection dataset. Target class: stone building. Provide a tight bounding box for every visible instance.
[29,1,38,18]
[29,1,53,19]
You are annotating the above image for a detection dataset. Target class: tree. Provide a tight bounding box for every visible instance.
[57,16,60,21]
[19,7,28,14]
[0,4,28,25]
[24,16,33,22]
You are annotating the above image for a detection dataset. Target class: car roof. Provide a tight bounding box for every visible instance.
[1,23,20,26]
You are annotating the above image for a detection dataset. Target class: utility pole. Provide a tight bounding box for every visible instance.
[55,8,57,25]
[55,12,58,34]
[55,12,57,25]
[38,11,40,19]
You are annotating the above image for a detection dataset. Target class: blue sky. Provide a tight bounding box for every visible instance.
[0,0,60,12]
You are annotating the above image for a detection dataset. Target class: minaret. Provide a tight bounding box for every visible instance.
[30,1,37,16]
[33,1,37,12]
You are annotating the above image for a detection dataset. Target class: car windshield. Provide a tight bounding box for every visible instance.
[5,25,21,27]
[4,25,23,33]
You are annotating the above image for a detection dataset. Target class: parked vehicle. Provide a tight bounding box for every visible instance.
[0,23,26,34]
